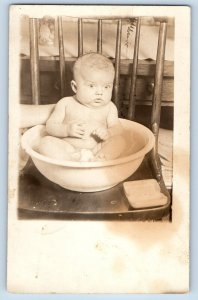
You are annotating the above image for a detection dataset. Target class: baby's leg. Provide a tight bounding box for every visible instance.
[96,135,127,160]
[38,136,76,161]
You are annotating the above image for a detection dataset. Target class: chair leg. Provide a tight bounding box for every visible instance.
[149,150,172,221]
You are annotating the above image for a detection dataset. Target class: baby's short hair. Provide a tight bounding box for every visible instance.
[73,52,115,81]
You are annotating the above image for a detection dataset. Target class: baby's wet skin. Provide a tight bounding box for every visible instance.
[63,121,108,150]
[63,135,98,150]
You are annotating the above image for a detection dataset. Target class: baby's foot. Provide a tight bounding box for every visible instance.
[80,149,94,162]
[71,151,81,161]
[95,152,106,162]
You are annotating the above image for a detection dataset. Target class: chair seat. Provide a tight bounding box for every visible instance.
[18,155,171,221]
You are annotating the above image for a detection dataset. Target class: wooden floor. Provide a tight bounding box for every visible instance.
[18,155,171,221]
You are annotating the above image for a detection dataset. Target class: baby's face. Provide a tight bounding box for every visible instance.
[73,68,114,108]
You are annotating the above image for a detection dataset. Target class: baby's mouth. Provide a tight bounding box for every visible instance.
[94,98,103,103]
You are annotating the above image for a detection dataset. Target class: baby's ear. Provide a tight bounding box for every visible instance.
[71,80,77,93]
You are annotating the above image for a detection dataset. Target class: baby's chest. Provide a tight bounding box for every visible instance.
[66,106,108,124]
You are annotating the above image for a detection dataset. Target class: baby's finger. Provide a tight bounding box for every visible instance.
[75,131,85,137]
[93,128,101,135]
[76,127,85,133]
[75,132,85,138]
[96,129,108,140]
[103,131,109,138]
[77,123,86,129]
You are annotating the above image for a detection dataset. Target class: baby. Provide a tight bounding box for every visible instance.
[39,53,126,161]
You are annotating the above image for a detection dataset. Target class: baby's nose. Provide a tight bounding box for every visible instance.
[96,87,103,95]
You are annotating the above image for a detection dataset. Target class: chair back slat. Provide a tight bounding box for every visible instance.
[97,19,102,54]
[128,17,141,120]
[151,20,167,149]
[28,16,167,138]
[58,17,66,98]
[78,18,83,56]
[113,19,122,112]
[29,18,40,104]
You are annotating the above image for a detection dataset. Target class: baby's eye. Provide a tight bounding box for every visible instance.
[89,84,94,88]
[105,85,111,89]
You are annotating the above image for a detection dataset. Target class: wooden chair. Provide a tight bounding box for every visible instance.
[18,16,171,221]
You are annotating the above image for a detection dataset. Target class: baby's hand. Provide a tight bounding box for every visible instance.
[68,122,86,139]
[92,127,109,141]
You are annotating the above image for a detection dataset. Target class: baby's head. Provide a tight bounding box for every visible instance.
[71,53,115,108]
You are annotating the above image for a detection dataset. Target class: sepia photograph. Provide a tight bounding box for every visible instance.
[7,5,190,293]
[18,10,174,221]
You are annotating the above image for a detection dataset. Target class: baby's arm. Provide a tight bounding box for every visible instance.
[46,99,69,137]
[93,103,122,141]
[106,103,123,137]
[95,104,126,160]
[46,98,85,138]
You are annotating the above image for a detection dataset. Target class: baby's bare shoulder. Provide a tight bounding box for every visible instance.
[109,101,118,109]
[108,101,118,114]
[56,96,74,106]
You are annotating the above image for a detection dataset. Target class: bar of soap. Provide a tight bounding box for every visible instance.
[123,179,167,208]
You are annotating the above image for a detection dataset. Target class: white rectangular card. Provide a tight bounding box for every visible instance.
[8,5,190,293]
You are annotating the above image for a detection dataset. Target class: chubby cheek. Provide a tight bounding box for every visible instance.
[77,89,93,104]
[77,87,89,99]
[105,89,113,100]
